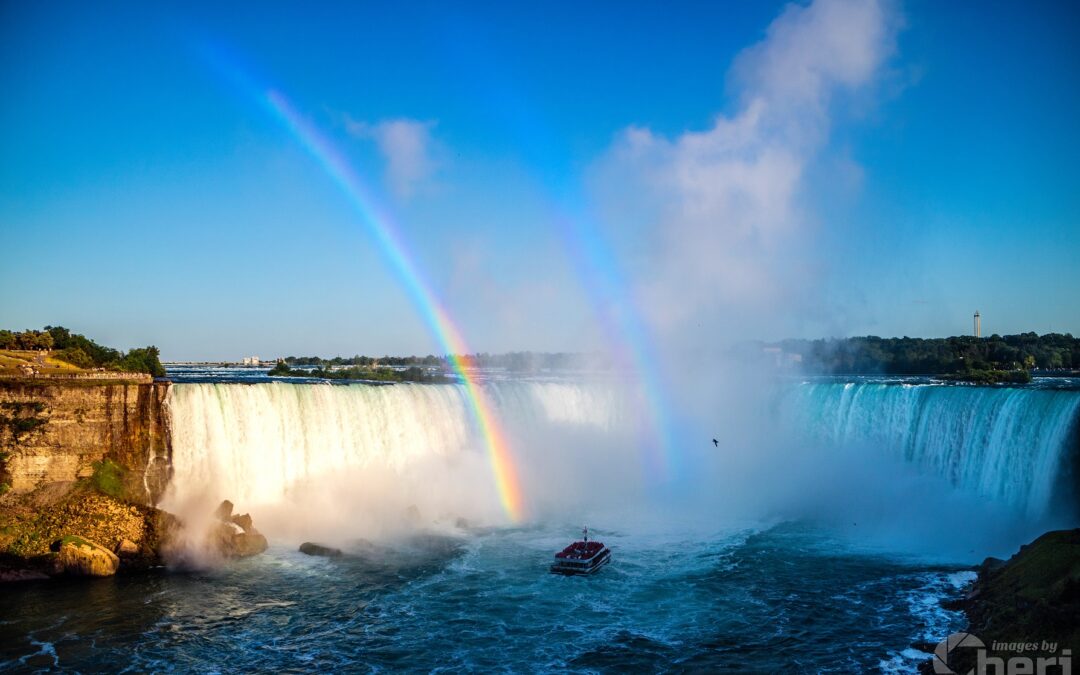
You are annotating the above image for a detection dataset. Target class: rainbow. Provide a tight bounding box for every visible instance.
[258,88,526,522]
[550,206,676,480]
[430,39,678,480]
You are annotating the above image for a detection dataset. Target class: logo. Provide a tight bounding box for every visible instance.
[933,632,1072,675]
[934,633,985,674]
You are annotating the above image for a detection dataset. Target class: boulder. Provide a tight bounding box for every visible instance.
[201,500,267,558]
[0,568,51,583]
[214,500,234,522]
[230,513,254,533]
[299,542,343,557]
[115,539,139,556]
[230,532,269,557]
[208,522,268,558]
[50,536,119,577]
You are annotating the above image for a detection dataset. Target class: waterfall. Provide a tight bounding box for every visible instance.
[163,380,637,523]
[778,381,1080,518]
[163,378,1080,532]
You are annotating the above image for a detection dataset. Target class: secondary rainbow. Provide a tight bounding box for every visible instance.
[261,89,525,522]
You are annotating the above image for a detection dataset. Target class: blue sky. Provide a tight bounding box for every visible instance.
[1,1,1078,359]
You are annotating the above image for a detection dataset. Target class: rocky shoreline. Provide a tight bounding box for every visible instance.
[0,482,266,582]
[918,528,1080,672]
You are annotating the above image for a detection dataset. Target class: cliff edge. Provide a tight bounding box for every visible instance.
[0,380,171,505]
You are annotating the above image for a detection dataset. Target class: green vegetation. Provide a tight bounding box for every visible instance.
[54,534,92,549]
[0,326,165,377]
[89,459,125,499]
[939,368,1032,385]
[955,529,1080,670]
[0,401,48,449]
[0,329,54,351]
[766,333,1080,378]
[282,351,589,372]
[114,346,166,377]
[269,360,454,383]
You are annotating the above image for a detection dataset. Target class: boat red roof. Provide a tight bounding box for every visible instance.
[554,540,605,560]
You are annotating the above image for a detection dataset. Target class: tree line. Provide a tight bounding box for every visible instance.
[0,326,166,378]
[282,351,593,372]
[769,333,1080,376]
[268,361,454,383]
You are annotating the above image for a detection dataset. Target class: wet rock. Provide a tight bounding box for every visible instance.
[202,500,267,558]
[978,556,1005,578]
[115,539,139,556]
[208,521,267,558]
[919,529,1080,674]
[0,568,51,583]
[299,542,343,557]
[230,532,269,557]
[51,535,119,577]
[214,500,234,522]
[231,513,254,533]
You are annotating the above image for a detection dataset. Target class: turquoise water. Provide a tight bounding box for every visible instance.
[1,523,972,673]
[4,374,1077,672]
[777,379,1080,518]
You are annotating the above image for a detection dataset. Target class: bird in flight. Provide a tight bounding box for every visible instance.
[712,438,719,447]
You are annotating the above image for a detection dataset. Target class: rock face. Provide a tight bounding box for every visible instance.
[214,499,234,521]
[210,500,268,558]
[299,542,343,557]
[51,536,120,577]
[0,381,171,505]
[0,483,177,579]
[963,529,1080,648]
[231,513,253,532]
[920,529,1080,672]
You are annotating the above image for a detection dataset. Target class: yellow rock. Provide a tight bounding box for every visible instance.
[52,536,120,577]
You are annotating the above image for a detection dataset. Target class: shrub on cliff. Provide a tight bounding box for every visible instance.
[45,325,120,364]
[114,346,166,378]
[55,346,95,369]
[1,326,166,376]
[90,460,125,499]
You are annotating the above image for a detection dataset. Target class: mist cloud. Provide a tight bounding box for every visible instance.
[594,0,901,342]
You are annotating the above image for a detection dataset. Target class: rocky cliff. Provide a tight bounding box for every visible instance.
[0,380,171,505]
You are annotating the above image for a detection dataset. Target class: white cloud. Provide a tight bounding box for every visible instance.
[593,0,901,340]
[346,117,439,198]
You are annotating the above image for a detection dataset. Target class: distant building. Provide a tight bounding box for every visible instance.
[241,356,261,366]
[974,311,981,338]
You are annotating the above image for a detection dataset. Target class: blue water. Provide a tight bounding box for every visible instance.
[0,523,973,672]
[4,372,1077,672]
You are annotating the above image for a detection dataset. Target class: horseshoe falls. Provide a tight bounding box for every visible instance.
[776,380,1080,520]
[7,376,1079,672]
[162,379,1080,529]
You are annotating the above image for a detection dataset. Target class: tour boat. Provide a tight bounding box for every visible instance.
[550,527,611,576]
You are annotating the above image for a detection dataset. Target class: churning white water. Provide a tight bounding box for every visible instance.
[162,378,1080,548]
[162,380,643,540]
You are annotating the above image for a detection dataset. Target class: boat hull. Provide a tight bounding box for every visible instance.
[549,548,611,576]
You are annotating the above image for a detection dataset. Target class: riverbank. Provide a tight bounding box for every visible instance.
[0,483,172,579]
[0,481,268,581]
[918,528,1080,672]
